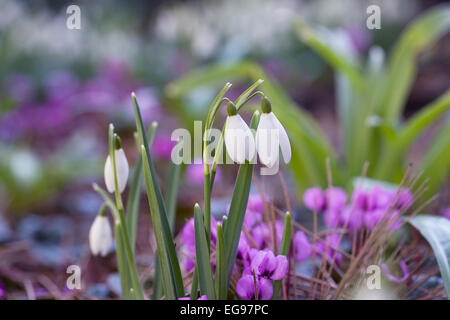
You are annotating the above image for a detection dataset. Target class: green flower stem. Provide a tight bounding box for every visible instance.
[202,83,233,245]
[109,124,144,300]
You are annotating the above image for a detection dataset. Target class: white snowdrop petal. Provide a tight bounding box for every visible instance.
[115,149,129,193]
[104,149,129,194]
[224,115,255,164]
[237,115,256,162]
[256,113,278,167]
[104,156,115,193]
[89,216,112,257]
[269,112,291,163]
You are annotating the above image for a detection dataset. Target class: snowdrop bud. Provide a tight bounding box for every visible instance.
[89,213,112,257]
[104,137,129,194]
[224,103,256,164]
[256,97,291,167]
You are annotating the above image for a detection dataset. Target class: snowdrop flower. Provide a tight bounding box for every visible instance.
[224,102,256,164]
[255,96,291,167]
[89,214,112,257]
[104,137,129,194]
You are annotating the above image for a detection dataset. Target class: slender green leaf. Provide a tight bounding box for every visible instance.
[272,212,291,300]
[409,215,450,299]
[115,222,132,299]
[126,122,158,254]
[141,145,178,299]
[133,93,184,299]
[194,204,216,299]
[153,162,183,299]
[215,223,227,299]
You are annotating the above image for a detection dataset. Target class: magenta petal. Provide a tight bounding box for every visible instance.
[248,194,265,213]
[325,187,347,210]
[294,231,312,262]
[271,255,288,280]
[236,275,255,300]
[257,278,273,300]
[303,187,326,211]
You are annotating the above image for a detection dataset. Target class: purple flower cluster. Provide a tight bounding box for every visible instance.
[303,185,413,232]
[0,60,163,144]
[181,194,314,300]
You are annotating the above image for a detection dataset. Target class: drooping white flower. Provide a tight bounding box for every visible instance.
[224,102,256,164]
[89,215,112,257]
[255,97,291,168]
[104,148,129,194]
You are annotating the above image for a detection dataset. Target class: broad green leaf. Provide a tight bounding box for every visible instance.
[381,5,450,123]
[418,124,450,200]
[272,212,291,300]
[409,215,450,299]
[374,90,450,179]
[295,21,363,90]
[194,204,216,299]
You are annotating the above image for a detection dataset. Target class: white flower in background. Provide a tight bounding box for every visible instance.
[104,141,129,194]
[255,96,291,168]
[89,215,112,257]
[224,102,256,164]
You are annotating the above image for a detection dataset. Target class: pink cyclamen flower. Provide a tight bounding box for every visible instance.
[294,231,312,262]
[339,206,364,231]
[186,161,223,186]
[396,188,413,210]
[237,249,288,300]
[250,250,288,280]
[151,135,176,159]
[247,194,266,213]
[181,217,218,271]
[367,186,394,211]
[315,234,342,265]
[236,275,273,300]
[303,187,326,212]
[325,187,347,211]
[351,187,368,210]
[323,209,340,228]
[364,209,385,230]
[250,221,283,250]
[381,261,410,284]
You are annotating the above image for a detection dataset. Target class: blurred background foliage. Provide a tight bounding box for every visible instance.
[0,0,448,216]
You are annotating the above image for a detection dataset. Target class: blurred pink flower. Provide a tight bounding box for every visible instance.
[325,187,347,211]
[294,231,312,262]
[303,187,326,212]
